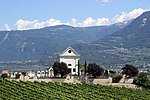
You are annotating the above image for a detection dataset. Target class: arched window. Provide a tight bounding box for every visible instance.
[68,64,72,66]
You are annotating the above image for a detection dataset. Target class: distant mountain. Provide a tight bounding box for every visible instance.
[73,11,150,67]
[0,24,125,61]
[95,11,150,48]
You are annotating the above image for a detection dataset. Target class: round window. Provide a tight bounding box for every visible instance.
[68,50,71,53]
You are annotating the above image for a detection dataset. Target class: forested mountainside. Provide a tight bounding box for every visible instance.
[0,23,125,61]
[72,11,150,67]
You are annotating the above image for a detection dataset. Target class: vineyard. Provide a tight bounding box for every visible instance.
[0,80,150,100]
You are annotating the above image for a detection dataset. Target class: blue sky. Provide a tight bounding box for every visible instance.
[0,0,150,30]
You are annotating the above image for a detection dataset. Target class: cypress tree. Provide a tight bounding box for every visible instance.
[78,60,80,76]
[84,60,87,76]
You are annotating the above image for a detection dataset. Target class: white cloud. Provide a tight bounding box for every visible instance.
[97,0,111,5]
[1,8,148,30]
[2,24,11,31]
[98,0,111,3]
[66,18,79,27]
[82,17,97,26]
[70,8,148,27]
[96,18,110,25]
[15,17,111,30]
[79,17,110,26]
[15,19,62,30]
[111,8,148,23]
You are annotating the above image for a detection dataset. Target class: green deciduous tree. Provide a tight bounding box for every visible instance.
[53,62,68,78]
[87,63,104,78]
[133,72,150,89]
[122,64,138,78]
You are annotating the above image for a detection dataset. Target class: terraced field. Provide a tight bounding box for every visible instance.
[0,80,150,100]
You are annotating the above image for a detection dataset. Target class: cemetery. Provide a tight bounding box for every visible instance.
[1,46,148,89]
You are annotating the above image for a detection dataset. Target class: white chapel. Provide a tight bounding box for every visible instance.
[59,46,80,75]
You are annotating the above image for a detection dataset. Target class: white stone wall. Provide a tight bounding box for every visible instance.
[60,56,79,75]
[93,78,112,84]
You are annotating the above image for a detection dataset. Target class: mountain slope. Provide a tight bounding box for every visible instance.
[73,11,150,67]
[0,24,124,61]
[95,11,150,48]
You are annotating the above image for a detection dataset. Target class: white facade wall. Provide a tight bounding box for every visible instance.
[59,56,79,75]
[59,46,80,75]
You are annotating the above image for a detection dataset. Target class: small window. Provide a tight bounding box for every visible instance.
[68,50,71,53]
[68,64,72,66]
[73,68,76,72]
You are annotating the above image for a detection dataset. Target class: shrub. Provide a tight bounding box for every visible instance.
[109,70,116,74]
[15,73,20,79]
[109,69,116,77]
[112,75,123,83]
[133,72,150,89]
[1,73,8,80]
[21,71,26,76]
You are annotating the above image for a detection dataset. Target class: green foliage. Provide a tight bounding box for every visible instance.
[133,72,150,89]
[122,64,138,78]
[15,73,21,79]
[1,73,8,80]
[87,63,104,78]
[109,70,116,74]
[78,60,80,76]
[0,80,150,100]
[53,62,68,78]
[21,72,26,76]
[79,63,84,70]
[112,75,123,83]
[84,60,87,76]
[109,69,116,77]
